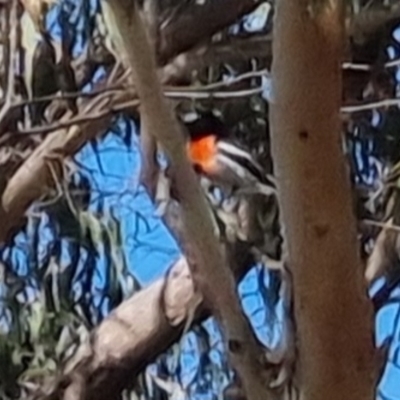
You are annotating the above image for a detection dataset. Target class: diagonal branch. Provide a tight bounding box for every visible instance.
[157,0,263,64]
[37,241,256,400]
[104,2,274,400]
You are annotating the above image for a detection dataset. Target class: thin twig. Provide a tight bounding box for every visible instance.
[385,58,400,69]
[165,87,262,99]
[362,219,400,234]
[342,57,400,71]
[175,69,269,91]
[12,68,266,109]
[342,62,371,71]
[341,98,400,113]
[11,69,267,136]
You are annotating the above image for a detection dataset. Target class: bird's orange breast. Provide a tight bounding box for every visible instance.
[187,135,218,173]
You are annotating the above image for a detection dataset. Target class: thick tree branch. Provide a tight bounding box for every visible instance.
[38,243,256,400]
[347,2,400,40]
[157,0,263,64]
[163,34,272,83]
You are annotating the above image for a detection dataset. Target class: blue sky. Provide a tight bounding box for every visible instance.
[75,126,179,285]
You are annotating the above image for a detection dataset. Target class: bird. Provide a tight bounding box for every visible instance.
[184,112,277,197]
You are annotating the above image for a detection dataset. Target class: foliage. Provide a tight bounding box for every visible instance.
[0,170,140,398]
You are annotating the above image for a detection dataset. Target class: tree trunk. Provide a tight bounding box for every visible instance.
[269,1,375,400]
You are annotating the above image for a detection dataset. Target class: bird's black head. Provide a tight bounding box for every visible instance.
[184,112,230,141]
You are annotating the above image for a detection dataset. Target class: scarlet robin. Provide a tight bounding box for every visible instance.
[184,113,276,197]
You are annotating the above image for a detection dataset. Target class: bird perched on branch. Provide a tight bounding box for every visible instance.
[157,112,282,265]
[184,112,277,197]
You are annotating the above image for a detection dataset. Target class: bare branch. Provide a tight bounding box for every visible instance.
[157,0,263,64]
[37,244,256,400]
[341,98,400,113]
[162,34,272,83]
[104,2,274,400]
